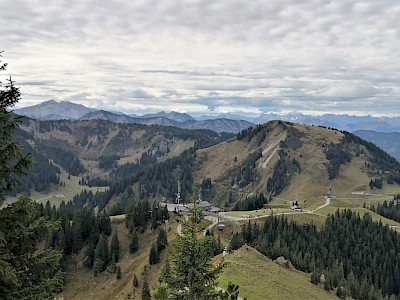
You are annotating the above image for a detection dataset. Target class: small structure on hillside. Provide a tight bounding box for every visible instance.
[160,181,220,214]
[291,201,302,211]
[186,200,221,213]
[325,184,336,199]
[217,224,226,231]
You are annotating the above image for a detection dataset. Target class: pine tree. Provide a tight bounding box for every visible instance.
[0,52,64,299]
[110,229,120,262]
[157,227,168,251]
[142,276,151,300]
[83,242,95,268]
[116,266,122,279]
[133,273,139,288]
[149,243,160,265]
[94,234,109,273]
[130,229,139,253]
[166,198,224,299]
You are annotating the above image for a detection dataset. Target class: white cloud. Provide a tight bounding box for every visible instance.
[1,0,399,115]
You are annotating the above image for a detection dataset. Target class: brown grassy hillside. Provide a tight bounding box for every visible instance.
[59,215,180,300]
[194,121,400,210]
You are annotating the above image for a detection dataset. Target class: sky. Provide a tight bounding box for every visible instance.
[1,0,399,116]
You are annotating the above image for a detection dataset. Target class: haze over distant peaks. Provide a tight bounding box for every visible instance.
[141,111,195,123]
[13,100,400,136]
[14,100,97,120]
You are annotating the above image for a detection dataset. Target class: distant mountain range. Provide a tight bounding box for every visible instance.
[79,110,253,133]
[14,101,252,133]
[14,100,400,135]
[353,130,400,162]
[14,100,97,120]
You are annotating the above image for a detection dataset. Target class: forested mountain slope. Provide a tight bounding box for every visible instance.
[12,117,232,196]
[194,121,400,209]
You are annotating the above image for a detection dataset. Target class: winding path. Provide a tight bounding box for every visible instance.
[312,197,331,213]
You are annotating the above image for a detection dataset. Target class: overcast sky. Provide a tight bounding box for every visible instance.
[1,0,399,116]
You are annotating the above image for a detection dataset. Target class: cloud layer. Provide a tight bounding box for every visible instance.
[1,0,399,116]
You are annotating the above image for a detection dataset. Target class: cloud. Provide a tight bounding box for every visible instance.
[1,0,400,116]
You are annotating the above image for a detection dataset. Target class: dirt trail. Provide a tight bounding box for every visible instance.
[312,197,331,212]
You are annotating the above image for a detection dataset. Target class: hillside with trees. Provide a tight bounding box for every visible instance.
[193,121,400,209]
[230,210,400,299]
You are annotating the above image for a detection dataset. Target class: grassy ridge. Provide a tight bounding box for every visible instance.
[218,247,338,300]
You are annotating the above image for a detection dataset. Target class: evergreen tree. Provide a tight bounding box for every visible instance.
[160,260,171,283]
[133,274,139,288]
[166,199,224,299]
[110,229,120,263]
[142,276,151,300]
[217,282,241,300]
[157,227,168,251]
[94,234,109,273]
[0,59,33,204]
[149,243,160,265]
[83,242,95,269]
[130,229,139,254]
[116,266,122,279]
[0,52,64,299]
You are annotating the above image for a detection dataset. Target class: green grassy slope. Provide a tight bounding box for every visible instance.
[218,246,338,300]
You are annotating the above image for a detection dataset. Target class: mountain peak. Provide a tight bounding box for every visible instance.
[15,100,97,120]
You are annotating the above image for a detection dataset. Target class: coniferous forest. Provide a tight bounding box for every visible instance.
[230,210,400,299]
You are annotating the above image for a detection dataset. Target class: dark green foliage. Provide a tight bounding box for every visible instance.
[72,148,196,212]
[149,243,160,265]
[325,142,351,179]
[83,242,95,269]
[0,197,64,299]
[116,266,122,279]
[47,207,112,259]
[369,177,383,189]
[40,144,85,176]
[0,115,33,201]
[283,126,304,150]
[86,176,109,187]
[325,130,400,183]
[232,150,262,189]
[130,230,139,254]
[370,197,400,223]
[151,282,171,300]
[236,209,400,299]
[0,54,64,299]
[310,269,320,284]
[201,178,212,190]
[165,202,224,299]
[133,273,139,288]
[126,200,151,232]
[217,282,241,300]
[139,151,158,165]
[7,137,61,195]
[236,124,267,143]
[125,200,169,233]
[142,277,151,300]
[157,227,168,252]
[233,193,267,211]
[110,229,120,263]
[94,234,109,273]
[98,154,120,170]
[229,233,244,251]
[266,150,290,196]
[159,260,171,284]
